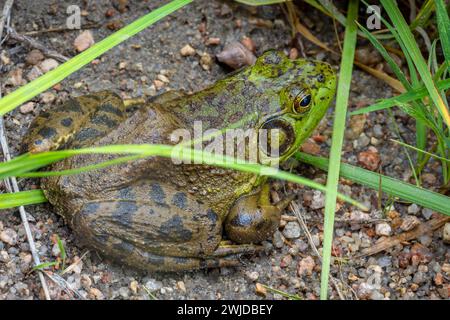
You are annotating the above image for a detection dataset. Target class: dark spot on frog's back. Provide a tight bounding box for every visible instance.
[74,127,103,142]
[150,183,167,206]
[91,114,118,128]
[206,209,219,231]
[38,126,57,139]
[160,215,193,241]
[112,201,138,227]
[60,118,73,127]
[172,192,187,210]
[98,103,123,117]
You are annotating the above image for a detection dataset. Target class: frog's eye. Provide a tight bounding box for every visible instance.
[293,91,312,114]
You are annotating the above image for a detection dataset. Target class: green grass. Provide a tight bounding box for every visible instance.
[0,145,366,210]
[319,0,359,300]
[296,152,450,216]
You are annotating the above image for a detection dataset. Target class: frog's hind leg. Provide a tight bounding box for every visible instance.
[69,181,263,272]
[23,91,127,153]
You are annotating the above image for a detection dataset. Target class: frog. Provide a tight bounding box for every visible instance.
[23,50,336,272]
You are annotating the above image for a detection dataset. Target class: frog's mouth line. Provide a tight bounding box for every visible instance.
[258,116,295,158]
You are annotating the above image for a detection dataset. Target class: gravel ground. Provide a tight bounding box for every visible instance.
[0,0,448,300]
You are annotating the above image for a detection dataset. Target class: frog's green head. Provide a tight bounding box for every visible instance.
[245,50,336,164]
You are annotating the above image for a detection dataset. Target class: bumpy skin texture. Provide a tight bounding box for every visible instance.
[24,51,336,272]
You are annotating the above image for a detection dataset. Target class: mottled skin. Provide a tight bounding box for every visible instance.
[24,51,336,272]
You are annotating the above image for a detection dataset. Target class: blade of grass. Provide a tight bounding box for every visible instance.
[0,189,47,209]
[0,144,367,211]
[380,0,450,128]
[320,0,359,300]
[349,78,450,115]
[56,235,66,271]
[435,0,450,67]
[0,0,193,116]
[390,139,450,163]
[32,261,57,271]
[296,152,450,216]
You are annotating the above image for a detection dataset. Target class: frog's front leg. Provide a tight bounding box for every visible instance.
[224,184,295,244]
[23,91,127,153]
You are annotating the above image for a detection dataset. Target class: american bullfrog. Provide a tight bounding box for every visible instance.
[23,51,336,272]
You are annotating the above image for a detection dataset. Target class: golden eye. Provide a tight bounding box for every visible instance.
[293,91,312,114]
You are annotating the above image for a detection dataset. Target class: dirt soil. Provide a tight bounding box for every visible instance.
[0,0,448,300]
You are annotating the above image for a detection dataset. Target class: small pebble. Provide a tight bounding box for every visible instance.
[443,223,450,244]
[39,59,59,73]
[74,30,95,52]
[180,44,196,57]
[358,150,381,171]
[205,37,221,46]
[216,42,256,70]
[422,209,434,220]
[272,230,285,249]
[6,68,23,86]
[157,74,170,83]
[400,216,420,232]
[280,254,293,268]
[89,287,104,300]
[310,191,325,209]
[375,222,392,236]
[297,256,315,276]
[41,92,56,104]
[200,52,213,71]
[25,49,44,65]
[246,271,259,282]
[144,278,162,292]
[407,204,420,215]
[0,229,18,246]
[282,222,301,239]
[19,102,35,114]
[129,280,139,295]
[177,281,186,292]
[255,283,267,297]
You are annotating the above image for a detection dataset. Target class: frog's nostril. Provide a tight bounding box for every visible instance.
[259,117,294,157]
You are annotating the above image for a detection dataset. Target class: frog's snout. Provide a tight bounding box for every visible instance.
[258,117,294,158]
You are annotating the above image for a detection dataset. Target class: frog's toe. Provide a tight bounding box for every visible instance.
[214,243,264,257]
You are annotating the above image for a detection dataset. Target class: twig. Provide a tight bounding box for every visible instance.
[22,23,101,36]
[0,104,51,300]
[359,214,450,257]
[289,202,350,300]
[6,26,69,62]
[0,0,13,44]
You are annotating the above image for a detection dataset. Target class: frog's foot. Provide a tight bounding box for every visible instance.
[224,183,295,244]
[214,242,263,257]
[111,242,261,272]
[104,241,243,272]
[23,91,127,153]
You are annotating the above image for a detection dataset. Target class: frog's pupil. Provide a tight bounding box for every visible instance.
[300,95,311,107]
